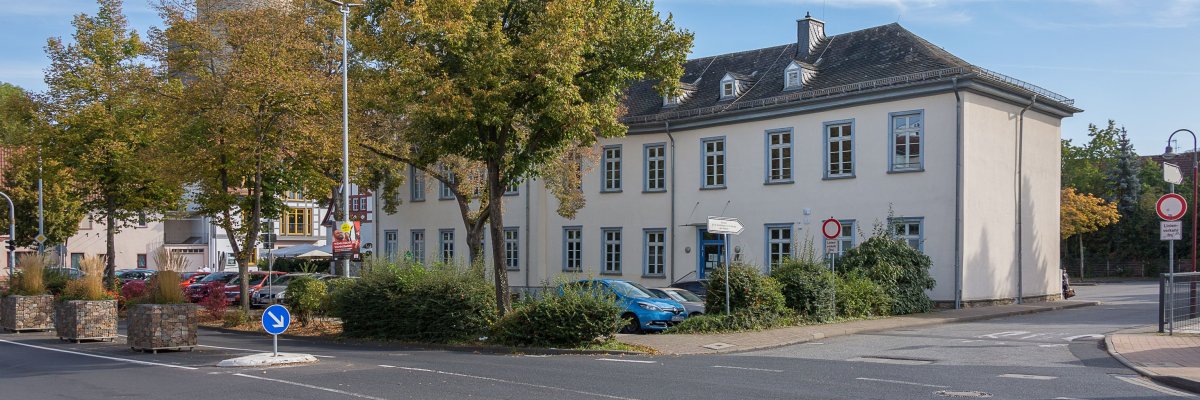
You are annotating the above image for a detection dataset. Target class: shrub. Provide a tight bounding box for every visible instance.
[835,271,891,318]
[199,282,228,321]
[143,248,188,304]
[323,277,356,314]
[284,276,327,327]
[331,263,497,343]
[667,311,794,334]
[43,269,71,296]
[60,256,110,302]
[8,254,48,296]
[120,280,147,305]
[223,309,250,327]
[838,234,936,315]
[491,287,623,348]
[771,258,836,322]
[704,263,787,316]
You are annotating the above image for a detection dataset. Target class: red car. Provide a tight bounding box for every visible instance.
[179,272,211,289]
[223,271,286,305]
[185,271,239,303]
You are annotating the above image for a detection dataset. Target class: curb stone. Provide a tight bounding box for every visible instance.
[1104,327,1200,395]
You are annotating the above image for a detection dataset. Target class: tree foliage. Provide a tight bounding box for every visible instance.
[1060,187,1120,239]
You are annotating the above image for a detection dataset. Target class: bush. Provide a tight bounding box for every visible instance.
[323,277,356,314]
[491,287,623,348]
[199,282,228,321]
[667,311,794,334]
[8,255,48,296]
[838,235,936,315]
[43,269,71,296]
[144,271,186,304]
[705,263,787,316]
[331,263,497,343]
[771,258,836,322]
[120,280,147,306]
[835,271,891,318]
[284,276,327,327]
[223,309,250,327]
[60,256,110,302]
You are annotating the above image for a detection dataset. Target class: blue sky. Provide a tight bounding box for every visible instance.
[2,0,1199,155]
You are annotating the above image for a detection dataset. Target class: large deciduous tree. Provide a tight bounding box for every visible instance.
[156,0,341,312]
[42,0,182,284]
[1061,187,1120,277]
[354,0,692,314]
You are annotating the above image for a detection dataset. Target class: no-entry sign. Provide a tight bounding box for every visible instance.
[1157,193,1188,221]
[822,218,842,239]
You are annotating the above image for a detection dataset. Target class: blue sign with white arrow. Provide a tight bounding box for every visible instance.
[262,304,291,335]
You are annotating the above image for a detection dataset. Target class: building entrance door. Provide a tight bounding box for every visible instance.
[697,229,726,279]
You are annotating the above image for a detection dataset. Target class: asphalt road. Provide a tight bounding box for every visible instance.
[0,282,1189,400]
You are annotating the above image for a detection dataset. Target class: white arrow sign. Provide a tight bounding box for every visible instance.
[707,217,744,235]
[267,311,285,328]
[1164,162,1184,185]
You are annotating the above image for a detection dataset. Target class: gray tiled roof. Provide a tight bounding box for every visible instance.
[622,23,1074,125]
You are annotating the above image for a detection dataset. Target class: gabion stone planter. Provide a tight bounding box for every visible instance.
[127,303,198,353]
[1,295,55,332]
[55,300,117,342]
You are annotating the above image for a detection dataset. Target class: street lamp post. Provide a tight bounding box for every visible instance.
[322,0,360,277]
[1164,129,1198,320]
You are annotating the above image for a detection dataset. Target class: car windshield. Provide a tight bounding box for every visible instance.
[663,291,688,302]
[199,273,236,283]
[646,288,668,299]
[670,289,703,302]
[610,281,653,299]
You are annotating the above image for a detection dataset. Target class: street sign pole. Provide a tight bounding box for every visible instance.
[706,216,744,315]
[724,233,731,315]
[821,218,842,316]
[262,304,291,357]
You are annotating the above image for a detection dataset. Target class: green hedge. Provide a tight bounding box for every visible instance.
[666,310,794,334]
[491,288,623,348]
[838,235,936,315]
[704,263,787,316]
[771,258,836,322]
[330,263,496,343]
[835,271,891,318]
[284,276,327,327]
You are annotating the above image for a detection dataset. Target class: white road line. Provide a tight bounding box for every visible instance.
[711,365,784,373]
[1114,375,1196,397]
[1063,334,1104,342]
[595,358,658,364]
[387,365,640,400]
[118,334,334,358]
[855,377,949,388]
[0,339,198,370]
[998,373,1057,380]
[979,331,1030,339]
[233,373,387,400]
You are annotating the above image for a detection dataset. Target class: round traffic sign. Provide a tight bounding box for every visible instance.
[261,304,291,336]
[822,218,842,239]
[1157,193,1188,221]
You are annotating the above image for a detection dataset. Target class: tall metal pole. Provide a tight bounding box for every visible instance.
[0,191,15,276]
[324,0,356,278]
[724,233,731,315]
[37,152,44,254]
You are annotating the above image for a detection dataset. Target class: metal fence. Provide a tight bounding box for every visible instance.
[1159,272,1200,334]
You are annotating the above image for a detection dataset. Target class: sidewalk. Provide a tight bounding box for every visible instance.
[620,300,1098,355]
[1106,327,1200,394]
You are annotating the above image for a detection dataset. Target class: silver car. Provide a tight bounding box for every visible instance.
[647,287,706,317]
[251,273,333,307]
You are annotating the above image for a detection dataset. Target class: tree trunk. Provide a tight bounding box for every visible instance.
[485,159,511,315]
[1079,235,1085,280]
[104,199,117,289]
[240,168,264,315]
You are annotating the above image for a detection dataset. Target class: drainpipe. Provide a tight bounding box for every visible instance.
[1016,94,1037,304]
[666,121,677,283]
[524,179,531,294]
[953,78,963,310]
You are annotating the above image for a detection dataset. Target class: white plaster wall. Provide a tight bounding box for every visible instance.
[66,218,166,269]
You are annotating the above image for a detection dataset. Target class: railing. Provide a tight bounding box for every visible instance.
[1160,272,1200,334]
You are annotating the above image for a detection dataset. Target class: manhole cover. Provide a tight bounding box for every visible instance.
[935,390,992,398]
[702,342,735,350]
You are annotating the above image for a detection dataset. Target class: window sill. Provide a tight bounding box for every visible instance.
[887,168,925,174]
[700,185,727,191]
[600,189,623,194]
[822,175,856,181]
[600,271,623,276]
[641,274,666,279]
[438,197,455,201]
[642,189,668,194]
[763,180,794,186]
[506,268,520,272]
[410,199,425,203]
[563,269,583,273]
[503,193,519,197]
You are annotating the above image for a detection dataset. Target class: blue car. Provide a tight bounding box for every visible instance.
[564,279,688,334]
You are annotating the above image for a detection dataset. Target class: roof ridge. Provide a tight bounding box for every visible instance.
[685,43,792,63]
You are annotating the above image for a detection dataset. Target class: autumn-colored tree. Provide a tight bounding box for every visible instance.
[1061,187,1120,277]
[41,0,183,283]
[155,0,341,312]
[354,0,692,314]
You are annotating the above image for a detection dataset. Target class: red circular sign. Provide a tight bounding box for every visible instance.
[1157,193,1188,221]
[822,218,842,239]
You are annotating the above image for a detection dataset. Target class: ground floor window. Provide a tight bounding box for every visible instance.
[644,229,665,277]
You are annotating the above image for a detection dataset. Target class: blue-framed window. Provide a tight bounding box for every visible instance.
[504,227,520,271]
[438,164,455,200]
[410,167,425,202]
[563,227,582,272]
[890,111,923,172]
[765,128,793,183]
[765,224,793,269]
[890,217,924,252]
[643,229,666,277]
[601,228,622,275]
[602,145,622,192]
[827,220,856,258]
[384,230,398,261]
[410,229,425,264]
[702,137,726,189]
[438,229,454,264]
[824,120,854,178]
[644,143,666,192]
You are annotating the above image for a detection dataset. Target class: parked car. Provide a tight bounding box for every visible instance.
[251,273,334,307]
[563,279,687,334]
[670,279,708,299]
[185,271,239,303]
[647,287,706,316]
[116,269,157,284]
[223,271,287,305]
[179,272,211,289]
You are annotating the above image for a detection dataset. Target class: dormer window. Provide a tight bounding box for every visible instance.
[662,85,694,107]
[784,61,814,91]
[722,81,736,97]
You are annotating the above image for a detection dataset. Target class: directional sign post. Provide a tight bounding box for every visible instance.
[262,304,291,356]
[707,217,744,315]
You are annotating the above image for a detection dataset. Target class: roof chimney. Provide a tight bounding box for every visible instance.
[797,12,825,59]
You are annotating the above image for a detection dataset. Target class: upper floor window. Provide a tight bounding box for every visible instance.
[285,191,304,201]
[890,217,924,251]
[410,168,426,202]
[785,62,803,89]
[644,143,666,192]
[602,145,621,192]
[702,137,726,189]
[891,111,923,172]
[722,81,736,98]
[438,164,455,200]
[766,129,793,183]
[825,121,854,178]
[283,208,312,236]
[504,180,520,196]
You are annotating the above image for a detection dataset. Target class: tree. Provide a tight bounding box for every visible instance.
[1062,120,1123,195]
[354,0,693,314]
[1061,187,1120,277]
[155,0,341,313]
[41,0,183,283]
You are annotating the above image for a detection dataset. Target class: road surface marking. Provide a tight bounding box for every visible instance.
[595,358,658,364]
[999,374,1057,380]
[1020,333,1045,339]
[711,365,784,372]
[234,373,387,400]
[847,357,934,365]
[1113,375,1196,397]
[387,365,640,400]
[855,377,949,388]
[979,331,1030,339]
[1063,334,1104,341]
[116,334,335,358]
[0,339,198,370]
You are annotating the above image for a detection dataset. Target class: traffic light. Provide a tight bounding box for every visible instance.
[5,240,15,252]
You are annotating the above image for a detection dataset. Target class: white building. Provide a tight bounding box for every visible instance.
[372,17,1081,306]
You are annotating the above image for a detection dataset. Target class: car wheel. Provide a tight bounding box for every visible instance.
[620,313,642,334]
